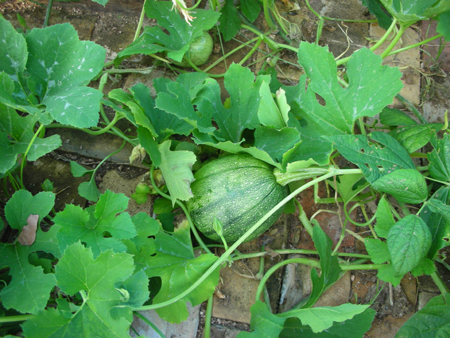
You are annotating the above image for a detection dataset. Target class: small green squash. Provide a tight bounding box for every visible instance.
[172,31,213,68]
[186,154,288,243]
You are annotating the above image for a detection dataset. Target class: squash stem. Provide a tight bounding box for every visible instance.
[203,295,214,338]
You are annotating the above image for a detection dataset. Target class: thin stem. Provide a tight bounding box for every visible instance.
[104,67,155,74]
[43,0,54,28]
[0,314,34,323]
[381,24,407,59]
[149,165,212,255]
[387,33,443,57]
[430,270,449,295]
[133,312,167,338]
[134,0,147,42]
[262,0,276,31]
[395,94,427,124]
[204,36,262,72]
[233,249,371,261]
[20,124,45,187]
[298,202,313,237]
[203,296,213,338]
[238,37,263,66]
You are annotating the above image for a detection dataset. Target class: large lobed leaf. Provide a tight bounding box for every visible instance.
[0,18,105,128]
[289,43,402,164]
[0,224,61,314]
[22,242,145,337]
[54,190,137,257]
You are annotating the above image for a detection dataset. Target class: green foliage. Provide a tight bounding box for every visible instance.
[54,190,137,257]
[395,293,450,337]
[0,225,60,314]
[387,215,432,277]
[22,242,139,337]
[144,220,220,323]
[238,300,371,337]
[302,226,341,308]
[117,1,220,64]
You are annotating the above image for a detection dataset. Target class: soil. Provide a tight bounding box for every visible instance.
[1,0,450,337]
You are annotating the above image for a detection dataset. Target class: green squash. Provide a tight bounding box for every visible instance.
[172,31,213,68]
[187,154,288,243]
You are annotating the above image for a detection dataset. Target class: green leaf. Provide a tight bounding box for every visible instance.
[389,123,442,153]
[395,293,450,337]
[91,0,109,5]
[0,18,27,77]
[0,108,61,174]
[5,190,55,231]
[428,134,450,182]
[202,64,269,143]
[152,197,176,214]
[437,10,450,41]
[132,82,192,142]
[293,43,402,136]
[332,174,369,204]
[237,301,286,338]
[70,161,92,177]
[26,23,105,127]
[371,169,428,204]
[280,308,376,337]
[115,270,150,308]
[137,126,162,167]
[219,0,241,41]
[254,126,301,163]
[117,1,220,62]
[258,82,288,129]
[387,214,432,277]
[365,238,391,264]
[280,303,370,333]
[78,178,101,202]
[377,264,403,286]
[379,107,418,126]
[22,242,136,337]
[410,257,436,277]
[303,226,341,308]
[361,0,393,29]
[379,0,450,26]
[422,191,450,259]
[192,134,281,169]
[328,132,415,184]
[155,73,214,134]
[158,140,196,205]
[122,213,159,272]
[240,0,261,22]
[0,224,60,314]
[54,191,136,257]
[375,195,396,238]
[145,221,220,323]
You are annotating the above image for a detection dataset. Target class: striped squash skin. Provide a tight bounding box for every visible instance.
[187,154,288,243]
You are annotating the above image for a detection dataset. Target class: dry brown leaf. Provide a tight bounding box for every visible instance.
[17,214,39,246]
